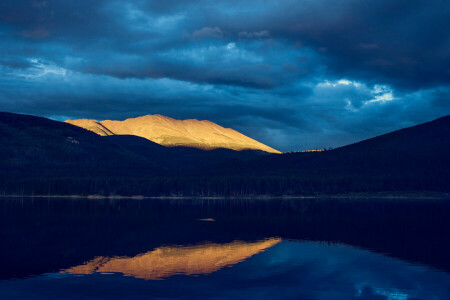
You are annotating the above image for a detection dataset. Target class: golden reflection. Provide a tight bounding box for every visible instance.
[63,238,281,280]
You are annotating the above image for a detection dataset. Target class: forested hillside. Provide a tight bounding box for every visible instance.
[0,112,448,196]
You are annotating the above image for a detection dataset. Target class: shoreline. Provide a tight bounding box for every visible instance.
[0,192,448,200]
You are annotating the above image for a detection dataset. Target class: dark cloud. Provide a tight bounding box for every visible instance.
[200,0,450,90]
[0,57,34,69]
[0,0,449,151]
[192,27,224,39]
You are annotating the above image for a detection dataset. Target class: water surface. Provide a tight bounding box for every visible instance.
[1,197,449,299]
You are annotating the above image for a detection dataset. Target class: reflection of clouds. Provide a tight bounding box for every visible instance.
[225,241,450,300]
[3,241,449,299]
[355,283,408,300]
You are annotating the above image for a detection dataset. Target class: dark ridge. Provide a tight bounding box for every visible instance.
[0,112,448,196]
[336,115,450,152]
[104,134,267,170]
[192,115,449,195]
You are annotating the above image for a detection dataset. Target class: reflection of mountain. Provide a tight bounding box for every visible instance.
[66,115,281,153]
[63,239,281,280]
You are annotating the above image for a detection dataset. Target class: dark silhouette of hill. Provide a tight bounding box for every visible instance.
[230,115,450,174]
[104,135,268,170]
[0,112,448,196]
[0,112,156,169]
[190,116,450,195]
[0,112,267,195]
[0,112,165,194]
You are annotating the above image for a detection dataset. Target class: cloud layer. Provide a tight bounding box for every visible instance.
[0,0,449,151]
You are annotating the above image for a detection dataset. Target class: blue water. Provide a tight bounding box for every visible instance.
[1,197,449,299]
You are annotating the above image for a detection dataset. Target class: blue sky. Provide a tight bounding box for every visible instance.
[0,0,449,151]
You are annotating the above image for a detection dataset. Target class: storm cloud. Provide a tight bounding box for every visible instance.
[0,0,449,151]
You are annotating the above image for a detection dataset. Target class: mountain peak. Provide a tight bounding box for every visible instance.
[65,114,281,153]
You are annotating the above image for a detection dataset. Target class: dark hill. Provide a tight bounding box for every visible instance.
[0,112,165,194]
[337,115,450,153]
[0,112,153,168]
[0,112,267,195]
[192,116,450,195]
[0,112,448,196]
[240,115,450,172]
[104,135,267,170]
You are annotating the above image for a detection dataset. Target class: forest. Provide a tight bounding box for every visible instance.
[0,112,449,196]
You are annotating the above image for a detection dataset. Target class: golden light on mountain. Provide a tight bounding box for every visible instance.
[65,115,281,153]
[62,238,281,280]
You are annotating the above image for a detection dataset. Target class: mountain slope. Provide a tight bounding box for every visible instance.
[336,115,450,153]
[259,115,450,171]
[65,115,281,153]
[104,135,268,170]
[0,112,448,196]
[194,115,450,195]
[0,112,270,195]
[0,111,164,167]
[0,112,165,194]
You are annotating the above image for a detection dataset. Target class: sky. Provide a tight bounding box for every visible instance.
[0,0,449,152]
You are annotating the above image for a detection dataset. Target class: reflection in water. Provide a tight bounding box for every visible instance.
[197,218,215,222]
[2,240,449,300]
[63,239,280,280]
[1,197,450,299]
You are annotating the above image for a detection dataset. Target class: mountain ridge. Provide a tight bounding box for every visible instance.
[0,112,448,196]
[65,114,281,154]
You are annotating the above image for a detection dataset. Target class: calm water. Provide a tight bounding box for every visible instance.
[1,197,449,299]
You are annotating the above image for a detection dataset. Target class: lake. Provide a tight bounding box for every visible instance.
[1,197,449,299]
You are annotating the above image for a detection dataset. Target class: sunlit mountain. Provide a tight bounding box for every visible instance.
[0,112,448,196]
[63,239,281,280]
[65,115,281,153]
